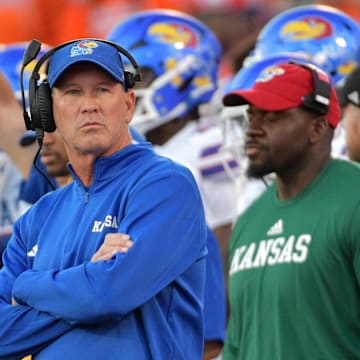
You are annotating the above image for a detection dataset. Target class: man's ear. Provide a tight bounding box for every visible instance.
[309,116,329,143]
[124,90,136,124]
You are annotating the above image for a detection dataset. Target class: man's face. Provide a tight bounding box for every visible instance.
[40,130,69,178]
[52,62,135,159]
[244,105,315,178]
[343,103,360,163]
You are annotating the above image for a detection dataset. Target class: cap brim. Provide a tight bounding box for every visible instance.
[223,89,300,111]
[49,57,123,87]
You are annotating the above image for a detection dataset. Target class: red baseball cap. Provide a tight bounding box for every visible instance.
[223,62,341,128]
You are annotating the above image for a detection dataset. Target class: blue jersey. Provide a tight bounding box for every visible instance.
[204,227,226,342]
[0,143,207,359]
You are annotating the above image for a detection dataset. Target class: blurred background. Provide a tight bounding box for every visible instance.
[0,0,359,79]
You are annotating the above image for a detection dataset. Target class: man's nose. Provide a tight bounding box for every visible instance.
[43,131,55,144]
[81,93,100,112]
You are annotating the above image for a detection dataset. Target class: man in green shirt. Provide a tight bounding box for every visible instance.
[221,61,360,359]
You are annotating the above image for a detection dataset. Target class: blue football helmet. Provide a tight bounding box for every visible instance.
[107,9,222,134]
[248,5,360,84]
[0,42,50,105]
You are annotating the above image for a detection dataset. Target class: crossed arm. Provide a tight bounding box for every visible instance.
[11,233,133,307]
[1,233,133,359]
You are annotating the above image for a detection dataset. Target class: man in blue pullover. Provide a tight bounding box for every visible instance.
[0,39,207,359]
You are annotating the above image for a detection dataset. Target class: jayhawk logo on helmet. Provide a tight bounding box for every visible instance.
[281,17,333,41]
[148,22,199,47]
[251,5,360,84]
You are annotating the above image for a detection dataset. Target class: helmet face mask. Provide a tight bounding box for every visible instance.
[132,54,217,133]
[107,9,221,134]
[220,105,248,181]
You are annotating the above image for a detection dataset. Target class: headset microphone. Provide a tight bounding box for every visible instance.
[23,39,42,66]
[20,39,42,131]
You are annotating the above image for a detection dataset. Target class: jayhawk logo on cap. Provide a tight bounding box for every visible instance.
[281,17,333,41]
[256,66,285,83]
[70,40,99,57]
[148,22,199,47]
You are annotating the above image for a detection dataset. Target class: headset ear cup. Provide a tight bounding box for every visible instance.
[124,71,135,89]
[37,82,56,132]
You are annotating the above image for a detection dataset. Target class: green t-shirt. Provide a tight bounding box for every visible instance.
[224,159,360,360]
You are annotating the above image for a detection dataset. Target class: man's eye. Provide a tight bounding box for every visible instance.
[66,88,80,95]
[98,87,109,93]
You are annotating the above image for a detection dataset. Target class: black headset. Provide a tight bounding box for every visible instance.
[20,38,142,136]
[289,60,331,115]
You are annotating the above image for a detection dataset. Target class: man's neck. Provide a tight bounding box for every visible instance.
[276,154,331,201]
[56,174,73,188]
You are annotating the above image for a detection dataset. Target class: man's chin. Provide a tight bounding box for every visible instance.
[246,164,271,179]
[46,168,69,178]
